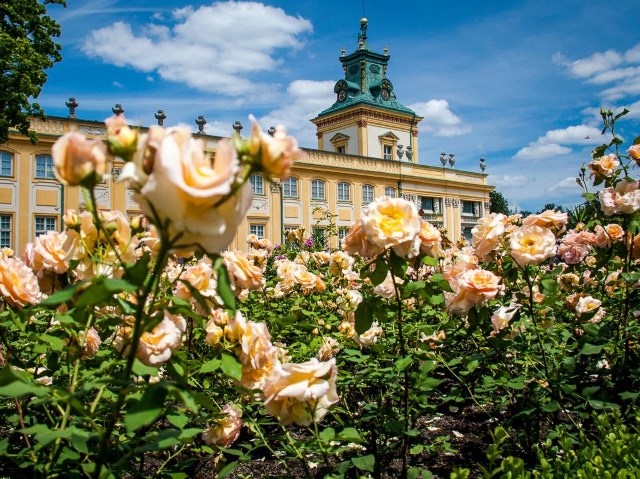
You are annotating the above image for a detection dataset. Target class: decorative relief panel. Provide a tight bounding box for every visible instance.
[250,198,270,213]
[445,198,460,208]
[302,151,401,175]
[31,119,65,134]
[401,193,419,209]
[126,189,141,211]
[79,126,107,136]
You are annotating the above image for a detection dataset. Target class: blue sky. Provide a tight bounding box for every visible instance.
[37,0,640,211]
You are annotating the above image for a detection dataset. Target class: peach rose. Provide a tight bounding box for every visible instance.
[522,210,568,236]
[599,180,640,216]
[588,154,619,180]
[291,266,319,294]
[471,213,506,261]
[509,225,557,266]
[100,210,138,263]
[628,144,640,163]
[329,251,355,276]
[373,272,403,299]
[361,197,421,252]
[135,311,187,367]
[81,327,102,359]
[202,404,243,448]
[263,358,339,426]
[249,116,304,180]
[125,126,252,253]
[342,222,384,258]
[317,337,340,361]
[52,132,107,186]
[0,256,41,307]
[175,256,220,303]
[594,223,624,248]
[419,220,443,257]
[352,321,383,348]
[105,114,138,159]
[491,304,519,335]
[223,250,265,291]
[575,296,602,317]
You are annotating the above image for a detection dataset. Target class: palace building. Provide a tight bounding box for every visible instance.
[0,19,492,254]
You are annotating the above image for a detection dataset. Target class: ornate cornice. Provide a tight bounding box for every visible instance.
[312,107,419,129]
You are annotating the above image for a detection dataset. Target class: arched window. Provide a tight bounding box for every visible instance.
[311,179,326,201]
[282,177,298,198]
[362,184,374,205]
[384,186,396,198]
[337,182,351,202]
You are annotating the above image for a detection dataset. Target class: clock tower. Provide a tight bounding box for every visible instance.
[311,18,422,163]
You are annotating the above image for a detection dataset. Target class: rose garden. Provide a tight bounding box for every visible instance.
[0,108,638,478]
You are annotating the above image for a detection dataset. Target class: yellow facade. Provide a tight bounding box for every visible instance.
[0,115,492,254]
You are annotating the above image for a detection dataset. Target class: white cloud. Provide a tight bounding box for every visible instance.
[408,99,471,137]
[258,80,335,147]
[547,176,581,194]
[82,2,312,95]
[601,77,640,101]
[113,81,123,88]
[146,76,154,82]
[555,49,623,78]
[489,174,530,188]
[515,125,604,160]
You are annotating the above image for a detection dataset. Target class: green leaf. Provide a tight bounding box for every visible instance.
[352,454,375,472]
[124,252,150,286]
[40,333,65,352]
[319,427,335,443]
[167,412,189,429]
[542,400,561,413]
[369,258,389,286]
[337,427,362,443]
[354,299,374,335]
[506,379,525,390]
[75,278,136,309]
[125,384,168,433]
[39,284,80,307]
[132,359,160,377]
[220,353,242,381]
[199,358,221,374]
[421,255,438,266]
[389,251,408,278]
[0,367,48,397]
[395,355,413,371]
[580,343,603,355]
[218,461,238,478]
[214,257,236,310]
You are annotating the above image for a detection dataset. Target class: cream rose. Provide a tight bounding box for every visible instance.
[353,322,383,348]
[317,337,340,361]
[471,213,506,261]
[174,256,220,303]
[126,127,252,253]
[629,144,640,163]
[81,327,102,359]
[360,197,421,252]
[136,311,187,367]
[52,132,107,186]
[249,116,304,180]
[0,256,41,307]
[575,296,602,317]
[223,250,265,291]
[490,304,519,335]
[522,210,568,236]
[509,225,557,266]
[588,154,619,179]
[599,180,640,216]
[342,222,384,258]
[419,220,443,257]
[263,358,339,426]
[202,404,243,448]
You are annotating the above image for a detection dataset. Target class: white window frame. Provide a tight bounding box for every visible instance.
[35,154,55,179]
[311,179,326,201]
[282,177,298,198]
[249,224,265,239]
[383,145,392,160]
[250,174,265,195]
[362,184,374,205]
[0,215,12,249]
[35,216,57,237]
[0,151,13,177]
[384,186,396,198]
[337,182,351,202]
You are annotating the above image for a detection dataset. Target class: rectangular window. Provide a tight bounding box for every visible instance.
[311,180,325,201]
[35,155,55,179]
[0,215,11,249]
[0,152,13,177]
[362,184,374,205]
[35,216,57,237]
[384,186,396,198]
[250,174,264,195]
[462,201,475,215]
[383,145,392,160]
[337,182,350,202]
[337,146,346,154]
[421,197,434,211]
[282,177,298,198]
[249,224,265,239]
[338,226,349,243]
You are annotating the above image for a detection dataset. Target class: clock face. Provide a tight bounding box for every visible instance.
[381,89,390,101]
[338,90,347,102]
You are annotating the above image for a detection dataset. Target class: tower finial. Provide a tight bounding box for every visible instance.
[357,17,368,49]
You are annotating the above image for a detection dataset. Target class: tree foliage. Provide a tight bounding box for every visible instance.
[489,189,509,215]
[0,0,66,144]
